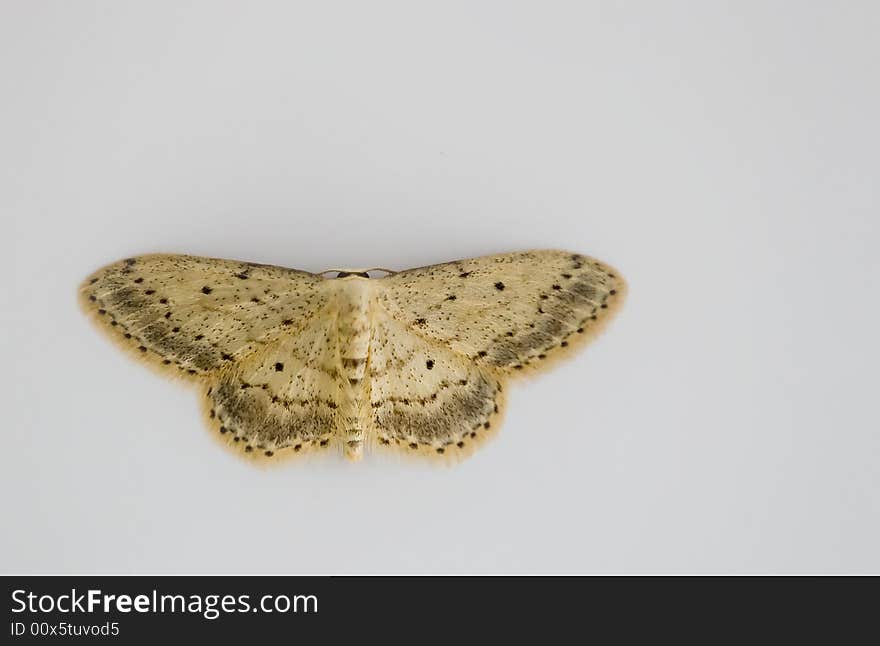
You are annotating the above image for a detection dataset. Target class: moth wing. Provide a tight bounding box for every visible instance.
[204,313,345,458]
[368,311,504,458]
[79,254,325,377]
[377,250,625,373]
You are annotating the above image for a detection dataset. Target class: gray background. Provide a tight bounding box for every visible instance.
[2,1,878,574]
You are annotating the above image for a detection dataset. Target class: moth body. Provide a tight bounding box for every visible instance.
[327,276,376,460]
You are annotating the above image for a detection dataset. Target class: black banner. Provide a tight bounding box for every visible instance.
[3,576,878,642]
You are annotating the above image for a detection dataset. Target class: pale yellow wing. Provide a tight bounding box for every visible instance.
[79,254,325,378]
[367,310,504,458]
[80,253,340,460]
[377,250,625,373]
[203,311,344,458]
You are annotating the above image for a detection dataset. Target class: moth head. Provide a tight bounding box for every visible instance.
[319,268,396,279]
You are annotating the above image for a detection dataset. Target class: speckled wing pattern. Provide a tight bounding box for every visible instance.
[80,254,337,457]
[80,250,625,462]
[373,250,624,456]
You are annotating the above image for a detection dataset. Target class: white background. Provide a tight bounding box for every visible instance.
[2,2,878,574]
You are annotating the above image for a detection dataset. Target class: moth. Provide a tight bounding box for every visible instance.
[80,250,625,462]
